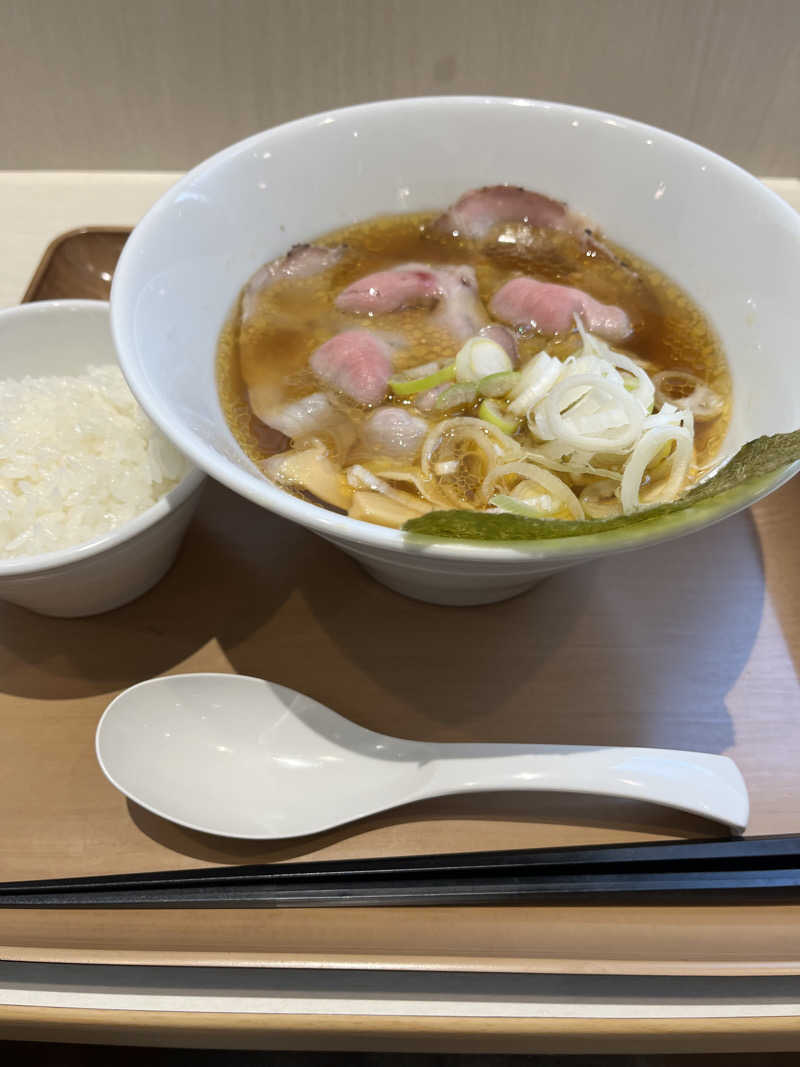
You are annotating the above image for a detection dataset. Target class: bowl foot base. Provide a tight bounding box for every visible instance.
[357,559,546,606]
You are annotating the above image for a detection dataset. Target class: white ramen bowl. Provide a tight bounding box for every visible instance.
[111,98,800,606]
[0,301,205,617]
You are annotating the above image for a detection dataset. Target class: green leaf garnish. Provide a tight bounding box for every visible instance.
[404,429,800,542]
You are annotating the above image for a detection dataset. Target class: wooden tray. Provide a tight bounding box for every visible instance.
[2,228,800,975]
[22,226,130,303]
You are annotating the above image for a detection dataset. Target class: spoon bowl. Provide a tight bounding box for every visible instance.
[96,673,749,839]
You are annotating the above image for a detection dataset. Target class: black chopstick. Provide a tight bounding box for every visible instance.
[0,867,799,908]
[4,833,799,893]
[1,834,800,907]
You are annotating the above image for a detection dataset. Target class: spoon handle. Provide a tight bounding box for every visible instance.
[419,745,748,831]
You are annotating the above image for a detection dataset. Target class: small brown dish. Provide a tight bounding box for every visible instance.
[23,227,131,304]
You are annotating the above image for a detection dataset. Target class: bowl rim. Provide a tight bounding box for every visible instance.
[0,299,205,577]
[110,95,800,563]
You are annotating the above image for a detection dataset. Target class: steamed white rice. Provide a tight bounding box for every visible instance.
[0,364,190,559]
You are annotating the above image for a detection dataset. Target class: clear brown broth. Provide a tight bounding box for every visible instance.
[217,211,730,486]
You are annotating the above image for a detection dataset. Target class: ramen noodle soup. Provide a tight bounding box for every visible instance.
[217,185,730,530]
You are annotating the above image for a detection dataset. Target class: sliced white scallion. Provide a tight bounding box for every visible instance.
[455,336,513,383]
[477,370,520,398]
[526,442,623,481]
[530,403,555,441]
[485,461,584,518]
[543,374,644,453]
[389,361,456,396]
[560,353,625,390]
[394,361,439,381]
[421,416,522,486]
[478,399,520,435]
[606,350,655,413]
[563,392,629,435]
[491,490,583,521]
[374,468,450,509]
[620,425,693,513]
[580,478,622,518]
[573,311,600,357]
[511,468,584,519]
[572,313,654,413]
[508,351,561,416]
[421,415,521,466]
[643,402,694,434]
[652,369,725,420]
[434,382,478,412]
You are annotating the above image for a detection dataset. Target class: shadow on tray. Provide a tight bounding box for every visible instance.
[126,790,724,866]
[0,480,766,754]
[0,475,771,859]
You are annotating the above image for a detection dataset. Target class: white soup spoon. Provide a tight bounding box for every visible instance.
[96,673,749,839]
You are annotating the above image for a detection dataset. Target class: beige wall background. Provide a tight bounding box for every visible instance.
[1,0,798,174]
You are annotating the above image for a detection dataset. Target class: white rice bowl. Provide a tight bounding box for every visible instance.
[0,365,189,559]
[0,300,204,617]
